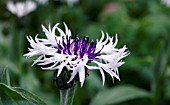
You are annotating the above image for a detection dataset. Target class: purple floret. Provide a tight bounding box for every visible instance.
[55,34,103,63]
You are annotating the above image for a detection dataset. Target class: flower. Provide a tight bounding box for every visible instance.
[24,23,129,87]
[103,2,117,13]
[7,0,37,18]
[161,0,170,7]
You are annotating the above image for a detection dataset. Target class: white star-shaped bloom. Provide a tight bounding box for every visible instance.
[7,0,37,18]
[161,0,170,7]
[24,23,129,87]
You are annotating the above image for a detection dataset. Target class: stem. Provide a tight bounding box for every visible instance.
[152,41,170,105]
[60,84,76,105]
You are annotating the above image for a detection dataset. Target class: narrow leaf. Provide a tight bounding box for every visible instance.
[0,97,3,105]
[0,83,24,105]
[0,83,46,105]
[90,85,150,105]
[13,87,47,105]
[0,67,10,86]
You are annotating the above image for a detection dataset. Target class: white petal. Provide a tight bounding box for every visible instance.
[41,62,59,70]
[99,68,105,86]
[78,63,85,87]
[32,55,44,66]
[67,69,78,83]
[52,23,60,35]
[85,65,99,70]
[63,22,69,36]
[57,27,66,37]
[113,34,118,47]
[57,67,63,76]
[93,60,120,80]
[98,31,105,42]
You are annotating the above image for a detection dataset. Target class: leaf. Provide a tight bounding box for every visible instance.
[13,87,47,105]
[0,97,3,105]
[0,83,47,105]
[90,85,150,105]
[0,66,10,86]
[0,83,25,105]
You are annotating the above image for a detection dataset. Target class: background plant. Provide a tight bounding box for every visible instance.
[0,0,170,105]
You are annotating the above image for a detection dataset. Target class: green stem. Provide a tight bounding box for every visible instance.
[152,41,170,105]
[60,84,76,105]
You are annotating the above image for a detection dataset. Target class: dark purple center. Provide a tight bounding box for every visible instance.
[55,35,103,63]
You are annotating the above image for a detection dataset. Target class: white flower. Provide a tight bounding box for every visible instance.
[7,0,37,18]
[24,23,129,87]
[161,0,170,7]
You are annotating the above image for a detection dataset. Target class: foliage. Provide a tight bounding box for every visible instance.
[0,67,47,105]
[0,0,170,105]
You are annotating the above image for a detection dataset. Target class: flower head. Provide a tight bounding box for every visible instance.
[161,0,170,7]
[24,23,129,87]
[7,0,37,18]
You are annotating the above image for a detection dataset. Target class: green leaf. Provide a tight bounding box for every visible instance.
[90,85,150,105]
[0,67,10,86]
[0,97,3,105]
[0,83,47,105]
[0,83,25,105]
[13,87,47,105]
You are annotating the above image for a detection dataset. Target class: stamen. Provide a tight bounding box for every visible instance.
[96,45,104,54]
[74,35,79,55]
[56,33,101,63]
[62,36,66,48]
[80,36,89,58]
[66,35,71,55]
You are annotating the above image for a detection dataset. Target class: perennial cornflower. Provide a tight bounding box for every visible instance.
[24,23,129,87]
[7,0,36,18]
[161,0,170,7]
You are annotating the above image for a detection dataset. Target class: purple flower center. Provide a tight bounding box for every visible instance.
[55,35,103,63]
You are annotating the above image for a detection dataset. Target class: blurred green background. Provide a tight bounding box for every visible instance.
[1,0,170,105]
